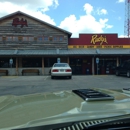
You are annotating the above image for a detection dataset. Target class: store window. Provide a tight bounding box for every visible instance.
[97,58,116,74]
[44,58,57,67]
[22,58,42,67]
[0,58,16,68]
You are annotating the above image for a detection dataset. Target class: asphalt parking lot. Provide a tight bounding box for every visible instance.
[0,75,130,96]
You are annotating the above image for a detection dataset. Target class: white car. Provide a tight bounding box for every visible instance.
[51,63,72,79]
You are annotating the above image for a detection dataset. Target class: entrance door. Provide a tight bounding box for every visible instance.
[96,58,116,75]
[70,58,82,75]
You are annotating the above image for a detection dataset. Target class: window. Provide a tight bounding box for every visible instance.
[54,63,69,67]
[44,58,57,67]
[59,36,63,41]
[23,37,28,41]
[53,36,63,41]
[44,36,48,41]
[38,37,43,42]
[53,36,59,41]
[22,58,42,67]
[0,58,16,68]
[13,36,18,41]
[29,37,34,41]
[7,36,12,41]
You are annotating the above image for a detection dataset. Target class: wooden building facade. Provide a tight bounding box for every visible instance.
[0,11,71,76]
[0,11,130,76]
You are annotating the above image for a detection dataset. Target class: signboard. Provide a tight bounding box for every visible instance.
[57,58,60,63]
[91,35,108,45]
[12,18,28,28]
[96,58,99,64]
[68,45,126,49]
[9,58,13,65]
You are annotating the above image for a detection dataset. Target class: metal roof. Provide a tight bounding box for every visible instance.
[0,50,15,55]
[99,49,130,54]
[0,49,130,56]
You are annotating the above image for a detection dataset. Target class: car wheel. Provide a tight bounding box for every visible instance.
[51,76,54,79]
[116,71,120,76]
[127,71,130,78]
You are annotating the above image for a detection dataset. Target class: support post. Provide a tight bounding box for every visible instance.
[92,57,95,75]
[67,57,69,64]
[16,58,18,76]
[42,57,44,75]
[117,57,119,67]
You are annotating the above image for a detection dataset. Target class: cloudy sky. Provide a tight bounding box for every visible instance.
[0,0,126,37]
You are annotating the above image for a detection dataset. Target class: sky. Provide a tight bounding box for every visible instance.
[0,0,127,37]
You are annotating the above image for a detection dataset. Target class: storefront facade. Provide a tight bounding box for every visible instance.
[0,11,130,76]
[68,34,130,75]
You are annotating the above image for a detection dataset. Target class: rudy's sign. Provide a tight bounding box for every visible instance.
[91,35,108,45]
[12,18,28,28]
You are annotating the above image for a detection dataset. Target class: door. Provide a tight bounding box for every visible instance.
[70,58,82,75]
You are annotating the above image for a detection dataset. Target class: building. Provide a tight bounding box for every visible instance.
[69,34,130,75]
[0,11,130,76]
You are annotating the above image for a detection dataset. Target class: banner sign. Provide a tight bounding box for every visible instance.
[68,45,128,49]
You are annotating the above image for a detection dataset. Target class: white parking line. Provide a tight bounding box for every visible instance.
[10,79,16,81]
[44,76,48,80]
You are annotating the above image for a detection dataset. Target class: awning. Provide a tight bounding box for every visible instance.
[0,49,130,56]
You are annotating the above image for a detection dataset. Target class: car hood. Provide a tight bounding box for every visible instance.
[0,88,130,129]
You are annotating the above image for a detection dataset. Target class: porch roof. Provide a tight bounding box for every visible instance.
[0,48,130,56]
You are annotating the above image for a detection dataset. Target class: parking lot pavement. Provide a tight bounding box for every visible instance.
[0,75,130,96]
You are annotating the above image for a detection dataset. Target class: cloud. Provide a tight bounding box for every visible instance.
[97,8,108,15]
[0,1,113,38]
[119,35,130,37]
[0,0,58,25]
[116,0,125,3]
[59,3,113,37]
[0,0,59,11]
[84,3,93,14]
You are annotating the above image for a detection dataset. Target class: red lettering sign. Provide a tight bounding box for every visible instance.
[12,18,28,28]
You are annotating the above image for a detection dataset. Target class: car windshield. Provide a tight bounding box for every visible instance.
[53,63,69,67]
[1,1,130,130]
